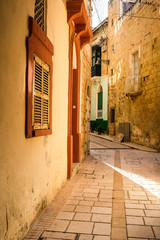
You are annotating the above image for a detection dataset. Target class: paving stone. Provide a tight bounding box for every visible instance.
[83,193,98,198]
[85,197,99,201]
[125,203,145,209]
[65,200,79,205]
[111,227,126,239]
[127,225,154,238]
[153,226,160,238]
[126,209,145,216]
[91,207,112,214]
[41,231,76,239]
[145,209,160,217]
[63,205,76,212]
[49,220,70,232]
[71,192,83,197]
[126,216,144,225]
[112,217,126,228]
[99,194,112,199]
[145,204,160,209]
[79,201,94,206]
[93,236,110,240]
[113,203,124,209]
[129,195,148,200]
[75,206,91,213]
[100,190,113,194]
[83,188,99,194]
[94,201,112,207]
[75,196,84,200]
[113,191,124,199]
[128,238,148,240]
[112,209,125,218]
[56,212,75,220]
[139,200,151,204]
[67,221,94,234]
[93,223,111,235]
[144,217,160,226]
[129,191,146,196]
[74,213,91,221]
[79,234,93,240]
[125,199,139,204]
[91,214,111,223]
[99,198,112,202]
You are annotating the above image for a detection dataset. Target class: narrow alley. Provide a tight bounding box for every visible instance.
[24,135,160,240]
[1,0,160,239]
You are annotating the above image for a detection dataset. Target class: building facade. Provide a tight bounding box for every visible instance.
[108,0,160,149]
[0,0,92,239]
[91,19,109,133]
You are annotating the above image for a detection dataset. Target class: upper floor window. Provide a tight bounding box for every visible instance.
[91,46,101,77]
[34,0,47,32]
[133,51,138,75]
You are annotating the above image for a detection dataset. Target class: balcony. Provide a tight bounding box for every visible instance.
[125,75,142,96]
[91,65,101,77]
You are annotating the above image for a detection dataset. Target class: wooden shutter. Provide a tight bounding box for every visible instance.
[98,92,103,110]
[33,55,50,130]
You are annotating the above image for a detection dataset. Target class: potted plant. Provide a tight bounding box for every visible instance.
[91,123,96,133]
[97,125,102,135]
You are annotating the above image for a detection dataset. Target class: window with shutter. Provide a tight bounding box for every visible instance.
[26,17,53,138]
[33,55,50,130]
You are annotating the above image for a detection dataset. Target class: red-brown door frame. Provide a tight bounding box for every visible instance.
[67,0,93,178]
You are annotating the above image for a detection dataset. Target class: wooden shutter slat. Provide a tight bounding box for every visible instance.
[33,54,50,130]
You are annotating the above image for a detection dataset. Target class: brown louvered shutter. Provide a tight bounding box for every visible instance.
[33,55,50,130]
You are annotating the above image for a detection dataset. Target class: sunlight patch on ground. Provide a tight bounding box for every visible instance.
[103,162,160,199]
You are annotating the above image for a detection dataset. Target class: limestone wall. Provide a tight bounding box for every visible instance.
[81,44,92,161]
[108,0,160,149]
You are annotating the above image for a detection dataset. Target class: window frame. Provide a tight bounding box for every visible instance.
[110,108,115,123]
[97,85,103,119]
[26,17,54,137]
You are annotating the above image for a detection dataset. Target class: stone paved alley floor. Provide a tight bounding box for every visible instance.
[24,135,160,240]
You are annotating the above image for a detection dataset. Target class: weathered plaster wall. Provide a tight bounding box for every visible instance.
[108,0,160,149]
[0,0,69,239]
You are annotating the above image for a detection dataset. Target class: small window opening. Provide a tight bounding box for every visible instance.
[110,108,115,123]
[34,0,47,33]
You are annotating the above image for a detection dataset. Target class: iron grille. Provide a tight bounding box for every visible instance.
[34,0,46,32]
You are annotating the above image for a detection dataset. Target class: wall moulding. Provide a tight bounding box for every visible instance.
[67,0,92,178]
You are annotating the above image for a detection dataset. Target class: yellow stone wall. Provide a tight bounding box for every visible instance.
[108,0,160,149]
[0,0,69,239]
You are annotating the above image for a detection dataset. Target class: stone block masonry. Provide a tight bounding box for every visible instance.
[108,0,160,150]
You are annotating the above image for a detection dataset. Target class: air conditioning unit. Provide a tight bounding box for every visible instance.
[125,75,142,96]
[102,45,107,52]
